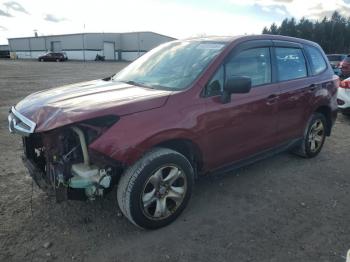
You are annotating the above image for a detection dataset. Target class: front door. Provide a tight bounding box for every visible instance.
[202,46,280,170]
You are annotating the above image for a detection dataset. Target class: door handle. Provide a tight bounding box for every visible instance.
[266,94,279,105]
[308,84,316,92]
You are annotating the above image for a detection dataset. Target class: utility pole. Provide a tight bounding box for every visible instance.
[137,32,140,58]
[82,24,86,62]
[82,33,86,62]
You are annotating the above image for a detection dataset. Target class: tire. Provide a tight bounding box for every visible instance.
[293,113,327,158]
[56,58,60,62]
[40,59,44,62]
[117,148,194,229]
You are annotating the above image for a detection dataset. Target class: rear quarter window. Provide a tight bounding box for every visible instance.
[305,46,327,75]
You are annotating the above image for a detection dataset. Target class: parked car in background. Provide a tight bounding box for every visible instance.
[8,35,338,229]
[339,55,350,77]
[327,54,347,76]
[38,52,68,62]
[338,77,350,115]
[327,54,347,68]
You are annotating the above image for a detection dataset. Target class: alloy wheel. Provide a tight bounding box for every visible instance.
[308,119,325,153]
[141,165,187,220]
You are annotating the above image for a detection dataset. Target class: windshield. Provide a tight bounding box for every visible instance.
[113,41,226,90]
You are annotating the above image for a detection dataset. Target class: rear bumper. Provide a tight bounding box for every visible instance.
[337,88,350,109]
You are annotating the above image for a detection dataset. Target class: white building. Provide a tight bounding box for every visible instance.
[8,32,176,61]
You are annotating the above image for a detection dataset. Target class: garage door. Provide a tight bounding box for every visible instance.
[103,42,115,60]
[51,41,62,52]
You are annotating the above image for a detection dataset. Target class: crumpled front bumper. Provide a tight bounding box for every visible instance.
[22,155,54,195]
[22,154,88,202]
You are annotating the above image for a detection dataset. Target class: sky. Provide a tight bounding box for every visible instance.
[1,0,350,44]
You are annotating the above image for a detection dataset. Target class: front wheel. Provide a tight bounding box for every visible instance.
[293,113,327,158]
[117,148,194,229]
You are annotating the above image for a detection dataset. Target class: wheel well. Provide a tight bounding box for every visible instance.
[315,106,332,136]
[155,139,203,176]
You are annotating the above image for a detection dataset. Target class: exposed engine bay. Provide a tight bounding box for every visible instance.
[22,123,120,202]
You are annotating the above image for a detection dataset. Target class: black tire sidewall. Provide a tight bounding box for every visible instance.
[129,152,194,229]
[304,113,327,157]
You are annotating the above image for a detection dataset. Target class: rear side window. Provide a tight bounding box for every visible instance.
[305,46,327,75]
[275,47,307,81]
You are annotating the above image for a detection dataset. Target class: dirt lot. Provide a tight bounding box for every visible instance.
[1,60,350,262]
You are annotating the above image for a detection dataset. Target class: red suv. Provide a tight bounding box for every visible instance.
[8,35,338,229]
[339,55,350,77]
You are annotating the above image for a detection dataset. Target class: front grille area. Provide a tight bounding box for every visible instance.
[8,107,36,136]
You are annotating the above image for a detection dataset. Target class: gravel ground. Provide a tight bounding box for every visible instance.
[0,60,350,262]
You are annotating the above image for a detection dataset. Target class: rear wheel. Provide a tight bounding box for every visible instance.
[40,58,44,62]
[117,148,194,229]
[293,113,327,158]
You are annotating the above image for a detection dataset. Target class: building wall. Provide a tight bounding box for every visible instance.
[0,44,9,51]
[0,44,10,58]
[8,32,175,61]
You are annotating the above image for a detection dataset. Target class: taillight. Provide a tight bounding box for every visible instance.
[340,80,350,89]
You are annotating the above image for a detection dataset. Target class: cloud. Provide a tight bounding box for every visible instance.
[272,0,293,3]
[43,14,67,23]
[3,1,29,14]
[308,1,350,19]
[230,0,350,20]
[0,9,11,17]
[0,25,7,31]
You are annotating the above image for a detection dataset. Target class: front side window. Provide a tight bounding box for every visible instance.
[306,46,327,75]
[275,47,307,81]
[206,47,271,96]
[113,41,226,90]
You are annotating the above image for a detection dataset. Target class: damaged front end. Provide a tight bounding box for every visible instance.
[9,107,121,202]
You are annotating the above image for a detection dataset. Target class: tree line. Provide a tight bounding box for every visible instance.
[262,11,350,54]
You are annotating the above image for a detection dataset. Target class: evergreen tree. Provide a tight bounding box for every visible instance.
[262,11,350,53]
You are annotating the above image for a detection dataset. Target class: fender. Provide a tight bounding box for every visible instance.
[89,101,205,166]
[301,79,338,134]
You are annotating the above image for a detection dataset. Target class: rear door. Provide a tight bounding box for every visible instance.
[202,41,280,170]
[272,41,315,143]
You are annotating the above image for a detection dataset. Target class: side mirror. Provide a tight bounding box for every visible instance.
[221,76,252,104]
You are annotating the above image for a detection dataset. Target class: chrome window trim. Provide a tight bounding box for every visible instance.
[8,107,36,136]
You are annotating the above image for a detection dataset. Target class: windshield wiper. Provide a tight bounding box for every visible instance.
[121,80,156,89]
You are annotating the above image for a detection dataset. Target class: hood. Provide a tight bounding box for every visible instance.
[15,79,171,132]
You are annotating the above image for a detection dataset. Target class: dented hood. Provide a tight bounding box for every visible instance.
[15,79,171,132]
